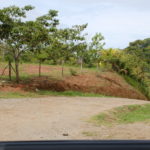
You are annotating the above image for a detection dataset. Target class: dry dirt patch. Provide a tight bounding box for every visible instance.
[0,97,149,141]
[28,72,147,100]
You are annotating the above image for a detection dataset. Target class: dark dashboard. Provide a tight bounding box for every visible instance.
[0,140,150,150]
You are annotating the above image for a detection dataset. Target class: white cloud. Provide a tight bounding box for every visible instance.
[0,0,150,48]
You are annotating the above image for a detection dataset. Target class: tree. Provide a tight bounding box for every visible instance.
[75,42,87,71]
[125,38,150,64]
[100,48,149,81]
[48,24,88,76]
[88,33,105,69]
[0,43,15,80]
[0,6,59,81]
[30,10,59,77]
[0,43,5,61]
[51,28,71,76]
[0,5,34,82]
[70,24,88,72]
[0,43,13,80]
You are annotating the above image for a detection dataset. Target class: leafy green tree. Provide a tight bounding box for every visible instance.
[100,48,149,81]
[70,24,88,71]
[125,38,150,64]
[75,42,87,71]
[125,38,150,95]
[0,6,59,80]
[30,10,59,77]
[49,24,88,76]
[51,28,72,76]
[88,33,105,69]
[0,5,34,82]
[90,33,105,50]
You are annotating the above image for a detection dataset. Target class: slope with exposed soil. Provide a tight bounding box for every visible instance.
[0,63,147,100]
[27,72,147,100]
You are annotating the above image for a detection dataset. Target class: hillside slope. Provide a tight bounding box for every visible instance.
[28,71,147,100]
[0,63,147,100]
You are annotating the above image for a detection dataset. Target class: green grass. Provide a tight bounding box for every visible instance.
[0,91,38,99]
[37,90,108,97]
[82,131,98,137]
[90,104,150,126]
[0,90,107,99]
[0,62,97,81]
[123,75,150,99]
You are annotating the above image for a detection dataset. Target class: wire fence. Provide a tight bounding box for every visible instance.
[0,62,92,81]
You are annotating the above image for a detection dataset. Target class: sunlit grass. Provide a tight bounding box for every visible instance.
[123,75,150,99]
[0,91,37,99]
[0,62,98,81]
[0,90,108,99]
[90,104,150,126]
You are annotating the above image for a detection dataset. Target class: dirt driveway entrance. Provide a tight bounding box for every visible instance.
[0,97,149,141]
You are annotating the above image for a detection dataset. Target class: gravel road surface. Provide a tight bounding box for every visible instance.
[0,97,149,141]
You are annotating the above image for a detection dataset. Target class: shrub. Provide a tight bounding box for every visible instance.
[69,68,78,76]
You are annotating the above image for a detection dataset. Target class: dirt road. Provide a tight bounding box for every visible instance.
[0,97,149,141]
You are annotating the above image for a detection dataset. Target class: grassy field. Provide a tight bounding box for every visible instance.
[0,90,108,99]
[90,104,150,126]
[0,62,97,81]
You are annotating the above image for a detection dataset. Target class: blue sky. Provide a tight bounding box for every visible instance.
[0,0,150,48]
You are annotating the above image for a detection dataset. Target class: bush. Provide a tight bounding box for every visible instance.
[69,68,78,76]
[123,75,150,100]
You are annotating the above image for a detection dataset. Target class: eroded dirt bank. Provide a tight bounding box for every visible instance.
[28,72,147,100]
[0,71,147,100]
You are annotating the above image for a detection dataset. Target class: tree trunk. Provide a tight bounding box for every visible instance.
[1,65,8,76]
[61,60,64,77]
[8,61,12,81]
[39,61,41,77]
[97,61,99,70]
[2,49,5,61]
[15,59,19,83]
[80,58,83,72]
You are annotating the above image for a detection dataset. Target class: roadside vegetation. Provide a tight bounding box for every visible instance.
[90,104,150,126]
[0,90,107,99]
[0,5,150,99]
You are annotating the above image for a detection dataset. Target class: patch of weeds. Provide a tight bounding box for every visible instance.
[69,68,78,76]
[0,90,108,99]
[82,131,98,137]
[89,104,150,126]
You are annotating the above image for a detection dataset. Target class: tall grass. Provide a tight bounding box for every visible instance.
[123,75,150,100]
